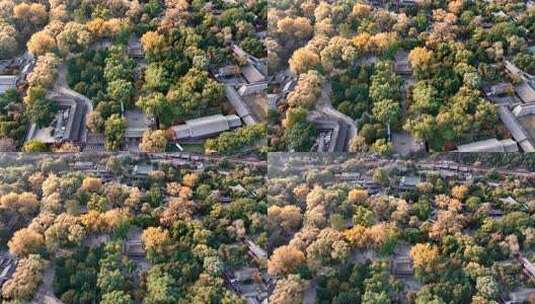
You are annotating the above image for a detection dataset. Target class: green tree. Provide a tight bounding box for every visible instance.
[22,139,48,152]
[372,99,401,127]
[145,268,180,304]
[136,93,174,128]
[144,63,172,92]
[284,121,316,152]
[166,68,223,118]
[97,269,125,294]
[25,86,58,127]
[107,79,135,106]
[101,290,133,304]
[476,276,499,300]
[104,114,126,151]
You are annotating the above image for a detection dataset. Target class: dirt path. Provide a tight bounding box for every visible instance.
[303,279,317,304]
[33,263,63,304]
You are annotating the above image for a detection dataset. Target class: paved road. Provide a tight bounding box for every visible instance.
[303,279,317,304]
[33,264,63,304]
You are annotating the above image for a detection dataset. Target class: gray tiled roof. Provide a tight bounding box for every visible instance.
[224,85,258,125]
[0,76,17,94]
[457,138,518,152]
[515,82,535,103]
[171,114,241,139]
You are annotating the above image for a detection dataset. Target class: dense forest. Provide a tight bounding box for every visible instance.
[268,0,535,152]
[0,154,267,303]
[0,0,267,153]
[267,154,535,303]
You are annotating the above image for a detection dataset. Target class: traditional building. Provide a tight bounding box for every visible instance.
[515,82,535,103]
[0,75,17,95]
[224,85,258,125]
[497,105,535,152]
[127,36,144,58]
[456,138,519,152]
[170,114,242,141]
[26,93,86,145]
[394,50,411,75]
[124,110,152,144]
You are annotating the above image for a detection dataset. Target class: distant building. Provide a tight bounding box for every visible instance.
[335,172,361,181]
[231,267,269,304]
[497,106,535,152]
[399,0,417,6]
[488,208,504,218]
[0,255,16,287]
[456,138,519,152]
[245,239,267,260]
[391,256,413,277]
[267,94,279,110]
[500,196,520,206]
[366,0,384,6]
[238,82,268,96]
[171,114,241,141]
[312,119,349,152]
[231,44,250,61]
[132,164,153,177]
[394,50,411,75]
[224,85,258,125]
[0,75,17,95]
[74,161,95,170]
[209,190,231,203]
[519,256,535,279]
[241,64,266,84]
[399,176,421,190]
[233,268,259,283]
[124,110,151,140]
[492,10,507,19]
[504,288,535,304]
[127,36,144,58]
[217,65,240,78]
[487,82,514,96]
[515,82,535,103]
[505,60,524,78]
[512,103,535,117]
[123,240,144,257]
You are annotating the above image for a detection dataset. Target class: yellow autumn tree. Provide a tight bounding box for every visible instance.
[451,184,469,200]
[140,31,165,56]
[27,31,56,56]
[81,176,103,192]
[8,228,45,257]
[268,245,306,276]
[182,173,199,188]
[348,188,368,205]
[410,243,440,273]
[409,47,433,72]
[289,47,320,75]
[142,227,170,254]
[344,225,368,248]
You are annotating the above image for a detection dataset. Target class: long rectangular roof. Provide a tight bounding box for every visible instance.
[516,82,535,103]
[241,64,266,84]
[498,106,528,142]
[171,114,241,140]
[224,85,259,125]
[498,105,535,152]
[457,138,518,152]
